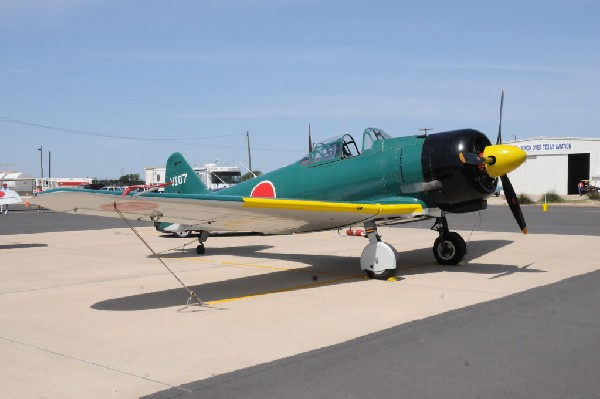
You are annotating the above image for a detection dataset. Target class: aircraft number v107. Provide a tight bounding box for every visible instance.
[169,173,188,186]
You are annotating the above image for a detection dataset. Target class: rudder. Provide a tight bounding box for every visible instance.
[164,152,210,194]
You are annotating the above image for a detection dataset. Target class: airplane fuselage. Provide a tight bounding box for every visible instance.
[221,134,427,203]
[218,129,501,213]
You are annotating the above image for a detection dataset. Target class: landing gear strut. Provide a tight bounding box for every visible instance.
[431,215,466,265]
[196,231,209,255]
[360,221,398,280]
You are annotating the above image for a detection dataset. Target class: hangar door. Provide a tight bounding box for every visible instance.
[567,153,590,194]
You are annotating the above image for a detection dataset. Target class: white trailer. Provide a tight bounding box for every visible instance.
[35,177,96,192]
[195,163,241,191]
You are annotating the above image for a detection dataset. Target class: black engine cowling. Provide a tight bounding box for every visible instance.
[421,129,497,213]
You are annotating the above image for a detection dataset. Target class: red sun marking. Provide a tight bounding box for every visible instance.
[0,192,5,199]
[250,181,276,198]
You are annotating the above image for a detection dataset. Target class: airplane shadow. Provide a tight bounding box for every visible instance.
[91,239,545,312]
[0,243,48,250]
[397,239,544,278]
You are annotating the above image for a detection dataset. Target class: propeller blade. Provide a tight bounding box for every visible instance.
[496,90,504,145]
[500,174,527,234]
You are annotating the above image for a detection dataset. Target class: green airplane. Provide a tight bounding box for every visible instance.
[33,125,527,280]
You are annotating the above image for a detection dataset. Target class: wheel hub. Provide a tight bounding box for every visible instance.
[438,241,456,260]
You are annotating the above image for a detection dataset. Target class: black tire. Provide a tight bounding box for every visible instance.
[365,268,397,280]
[196,244,205,255]
[433,232,466,265]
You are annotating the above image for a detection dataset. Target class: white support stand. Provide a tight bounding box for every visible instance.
[360,221,398,278]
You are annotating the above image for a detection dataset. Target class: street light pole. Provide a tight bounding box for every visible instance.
[38,146,44,179]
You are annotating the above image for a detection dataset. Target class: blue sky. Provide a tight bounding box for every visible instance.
[1,0,599,179]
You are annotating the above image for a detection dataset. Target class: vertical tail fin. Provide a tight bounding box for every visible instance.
[164,152,210,194]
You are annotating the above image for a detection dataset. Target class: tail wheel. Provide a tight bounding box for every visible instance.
[196,244,205,255]
[433,232,466,265]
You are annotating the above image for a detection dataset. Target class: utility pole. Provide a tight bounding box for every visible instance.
[246,130,252,172]
[48,151,51,178]
[418,128,433,135]
[38,146,44,178]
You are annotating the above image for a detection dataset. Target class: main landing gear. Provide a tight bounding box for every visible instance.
[191,218,465,279]
[431,215,466,266]
[360,214,467,280]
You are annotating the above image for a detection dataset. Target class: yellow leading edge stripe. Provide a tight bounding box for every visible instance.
[242,198,423,216]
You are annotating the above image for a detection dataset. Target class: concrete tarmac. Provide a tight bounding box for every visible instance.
[0,204,150,235]
[1,205,599,398]
[150,270,600,399]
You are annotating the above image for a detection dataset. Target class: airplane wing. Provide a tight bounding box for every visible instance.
[32,189,432,234]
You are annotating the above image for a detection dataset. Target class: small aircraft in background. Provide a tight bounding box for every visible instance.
[0,183,23,214]
[33,117,527,279]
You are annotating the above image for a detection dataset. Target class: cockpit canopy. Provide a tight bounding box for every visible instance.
[300,128,392,166]
[361,127,392,152]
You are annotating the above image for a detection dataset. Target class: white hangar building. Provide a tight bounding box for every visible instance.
[506,137,600,195]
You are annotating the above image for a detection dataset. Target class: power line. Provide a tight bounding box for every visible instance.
[185,141,302,153]
[0,116,245,141]
[1,115,312,155]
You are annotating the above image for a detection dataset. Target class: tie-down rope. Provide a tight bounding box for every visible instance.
[113,202,205,307]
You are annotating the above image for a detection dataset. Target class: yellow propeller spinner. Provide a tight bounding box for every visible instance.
[482,144,527,178]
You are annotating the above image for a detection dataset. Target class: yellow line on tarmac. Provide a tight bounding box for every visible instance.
[207,275,360,305]
[179,257,360,278]
[175,257,364,304]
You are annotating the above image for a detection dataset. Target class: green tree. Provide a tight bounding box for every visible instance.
[118,173,142,185]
